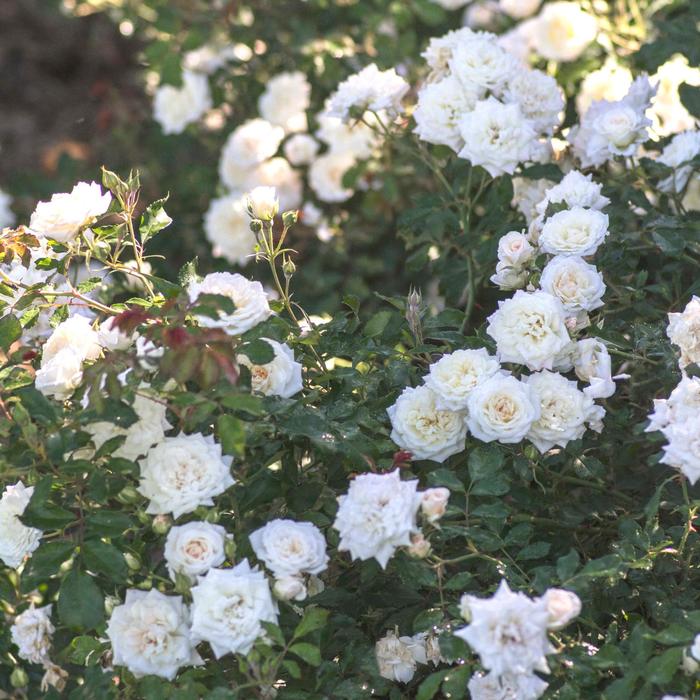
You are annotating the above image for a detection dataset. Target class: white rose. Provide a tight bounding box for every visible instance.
[455,580,553,676]
[528,2,598,62]
[413,75,480,153]
[283,134,319,166]
[84,388,172,462]
[659,420,700,485]
[190,559,278,658]
[35,347,84,400]
[188,272,271,336]
[164,521,229,582]
[250,518,328,578]
[540,256,605,313]
[308,151,356,203]
[497,231,535,268]
[448,33,516,96]
[487,290,571,371]
[219,119,285,181]
[576,59,633,117]
[315,109,379,159]
[138,432,235,518]
[387,385,467,462]
[204,193,256,266]
[153,70,212,135]
[540,588,581,630]
[98,317,134,352]
[650,54,700,137]
[573,338,617,399]
[468,671,549,700]
[668,295,700,368]
[407,532,431,558]
[326,64,408,122]
[273,575,308,601]
[458,98,536,177]
[238,339,303,398]
[525,370,605,452]
[681,647,699,674]
[539,207,609,257]
[424,348,501,411]
[511,179,552,224]
[241,157,303,212]
[691,633,700,662]
[466,374,540,444]
[503,67,564,134]
[29,181,112,243]
[499,0,540,18]
[490,261,529,290]
[375,630,427,683]
[42,315,102,364]
[658,131,700,193]
[421,487,450,524]
[247,186,279,221]
[333,469,422,569]
[535,170,610,217]
[258,71,310,133]
[11,604,54,665]
[106,589,201,680]
[422,28,475,80]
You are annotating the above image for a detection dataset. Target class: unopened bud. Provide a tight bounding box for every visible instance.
[247,186,279,221]
[10,667,28,688]
[406,287,423,344]
[421,488,450,524]
[152,514,172,535]
[273,575,307,601]
[249,219,263,234]
[407,532,431,559]
[124,553,141,571]
[282,209,299,227]
[224,536,237,561]
[282,257,296,280]
[117,485,141,505]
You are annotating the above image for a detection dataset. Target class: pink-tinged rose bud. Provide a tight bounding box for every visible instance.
[421,488,450,524]
[273,575,307,601]
[407,533,431,559]
[541,588,581,629]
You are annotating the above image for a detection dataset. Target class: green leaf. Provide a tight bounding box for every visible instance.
[557,549,580,582]
[69,635,107,666]
[238,338,275,365]
[417,670,450,700]
[85,511,133,537]
[58,570,105,630]
[282,659,302,679]
[363,310,393,338]
[0,313,22,351]
[20,541,75,589]
[140,195,172,242]
[293,607,329,639]
[82,539,128,582]
[427,468,465,492]
[517,541,551,560]
[680,82,700,119]
[260,621,285,646]
[289,642,322,666]
[217,414,246,457]
[21,477,75,529]
[468,445,505,482]
[646,647,683,684]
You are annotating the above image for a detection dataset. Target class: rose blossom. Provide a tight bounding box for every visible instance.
[535,170,610,217]
[526,1,597,62]
[164,521,229,582]
[218,119,285,184]
[387,385,467,462]
[258,71,310,133]
[153,70,212,135]
[106,589,201,679]
[283,134,320,166]
[138,432,234,518]
[35,347,84,400]
[573,338,617,399]
[375,630,428,683]
[204,193,256,266]
[667,296,700,368]
[420,488,450,524]
[539,207,609,258]
[468,671,549,700]
[42,314,102,365]
[237,339,303,398]
[246,186,279,221]
[308,151,356,203]
[11,604,54,665]
[540,588,581,630]
[540,256,606,313]
[333,469,422,568]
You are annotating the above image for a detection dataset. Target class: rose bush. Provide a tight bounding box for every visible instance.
[1,1,700,699]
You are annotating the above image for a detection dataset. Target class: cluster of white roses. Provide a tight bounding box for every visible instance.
[332,468,450,568]
[646,296,700,485]
[389,171,622,461]
[458,580,581,699]
[413,26,564,176]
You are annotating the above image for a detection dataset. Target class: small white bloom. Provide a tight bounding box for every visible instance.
[153,71,212,135]
[651,54,700,137]
[315,109,379,159]
[138,432,234,518]
[512,178,553,224]
[258,71,310,133]
[422,28,476,81]
[421,487,450,524]
[497,231,535,268]
[250,519,328,577]
[455,580,553,676]
[387,385,467,462]
[407,532,431,558]
[539,207,609,258]
[540,256,605,313]
[499,0,541,18]
[333,469,422,568]
[106,589,201,679]
[458,98,536,177]
[490,261,529,290]
[525,370,604,452]
[573,338,616,399]
[466,374,540,444]
[283,134,319,166]
[658,130,700,193]
[219,119,285,182]
[30,181,111,243]
[42,315,101,365]
[241,157,303,213]
[413,75,480,152]
[190,560,278,658]
[188,272,271,336]
[576,59,633,117]
[468,671,549,700]
[424,348,501,412]
[535,170,610,218]
[308,151,356,203]
[204,193,256,266]
[667,296,700,368]
[273,575,307,601]
[503,67,564,134]
[35,347,84,400]
[528,2,598,62]
[11,604,54,665]
[449,32,517,96]
[375,630,427,683]
[238,339,303,398]
[98,317,134,352]
[164,521,229,582]
[540,588,581,630]
[327,64,409,122]
[247,186,279,221]
[658,420,700,485]
[487,290,571,371]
